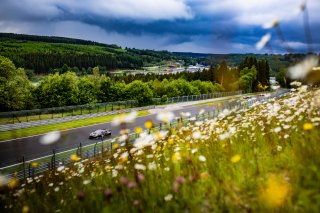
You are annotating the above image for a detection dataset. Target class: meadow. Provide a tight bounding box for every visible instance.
[0,88,319,212]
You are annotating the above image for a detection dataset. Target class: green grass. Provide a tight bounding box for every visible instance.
[0,104,132,125]
[1,90,320,213]
[194,96,240,106]
[0,111,149,141]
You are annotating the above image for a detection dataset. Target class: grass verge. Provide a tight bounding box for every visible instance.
[0,111,149,141]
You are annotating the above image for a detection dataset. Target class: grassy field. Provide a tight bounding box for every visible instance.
[0,89,319,212]
[0,111,149,141]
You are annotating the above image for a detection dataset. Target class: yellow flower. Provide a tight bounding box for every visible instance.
[260,175,290,207]
[303,123,313,130]
[231,154,241,163]
[113,143,119,149]
[135,127,143,134]
[22,205,30,213]
[172,153,181,162]
[200,172,209,180]
[31,162,39,168]
[168,138,174,145]
[7,178,18,189]
[144,120,153,129]
[70,154,81,162]
[217,103,222,107]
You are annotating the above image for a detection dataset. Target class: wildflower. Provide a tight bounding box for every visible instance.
[144,120,153,129]
[200,172,209,180]
[7,178,18,189]
[30,162,39,168]
[256,33,271,50]
[127,181,137,189]
[298,85,308,93]
[113,143,119,149]
[54,187,60,192]
[103,188,113,201]
[192,131,202,139]
[303,123,313,130]
[290,81,302,87]
[22,205,30,213]
[0,175,8,187]
[231,154,241,163]
[40,131,61,145]
[157,111,175,123]
[199,155,206,162]
[133,199,140,206]
[70,154,81,162]
[219,132,230,140]
[164,194,173,201]
[172,152,181,162]
[120,176,130,185]
[277,145,283,152]
[77,191,85,201]
[135,127,143,134]
[57,166,65,172]
[83,180,91,185]
[148,162,157,170]
[287,55,319,80]
[112,111,137,126]
[260,175,290,207]
[118,134,128,142]
[273,127,282,133]
[48,183,54,187]
[135,173,145,183]
[134,164,146,171]
[271,85,280,90]
[263,18,279,29]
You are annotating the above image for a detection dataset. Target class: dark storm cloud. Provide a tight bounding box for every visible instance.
[0,0,319,53]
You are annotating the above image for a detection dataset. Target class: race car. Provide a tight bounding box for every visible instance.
[89,129,111,139]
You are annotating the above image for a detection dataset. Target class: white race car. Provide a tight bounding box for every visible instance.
[89,129,111,139]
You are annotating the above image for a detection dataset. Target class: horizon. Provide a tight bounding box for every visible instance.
[0,0,319,54]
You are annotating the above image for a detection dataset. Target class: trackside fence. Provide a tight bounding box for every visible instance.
[0,90,288,181]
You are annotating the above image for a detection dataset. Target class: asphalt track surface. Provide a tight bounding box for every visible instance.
[0,98,240,168]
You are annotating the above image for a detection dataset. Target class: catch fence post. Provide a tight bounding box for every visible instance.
[51,149,56,170]
[23,156,26,181]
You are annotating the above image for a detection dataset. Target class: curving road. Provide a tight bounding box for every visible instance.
[1,94,267,168]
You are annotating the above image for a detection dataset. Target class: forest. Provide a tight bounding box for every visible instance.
[0,54,272,112]
[0,33,310,76]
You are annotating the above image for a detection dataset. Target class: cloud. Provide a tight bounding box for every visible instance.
[0,0,319,53]
[0,0,193,21]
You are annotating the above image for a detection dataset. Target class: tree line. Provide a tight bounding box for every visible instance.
[0,55,272,112]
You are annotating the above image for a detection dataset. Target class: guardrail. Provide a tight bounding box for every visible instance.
[0,90,288,181]
[0,91,242,125]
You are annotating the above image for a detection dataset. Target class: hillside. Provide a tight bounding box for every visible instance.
[0,33,179,73]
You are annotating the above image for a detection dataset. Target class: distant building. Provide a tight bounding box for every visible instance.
[270,77,278,85]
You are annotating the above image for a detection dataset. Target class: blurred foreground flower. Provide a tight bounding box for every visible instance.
[70,154,81,162]
[287,55,318,80]
[0,174,8,187]
[256,33,271,50]
[157,111,175,123]
[303,123,313,130]
[231,154,241,163]
[260,175,290,207]
[22,205,30,213]
[40,131,61,145]
[164,194,173,201]
[263,18,279,29]
[112,111,137,126]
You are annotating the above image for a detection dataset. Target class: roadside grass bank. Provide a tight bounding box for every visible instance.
[1,89,319,212]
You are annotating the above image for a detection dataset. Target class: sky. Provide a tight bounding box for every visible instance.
[0,0,319,54]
